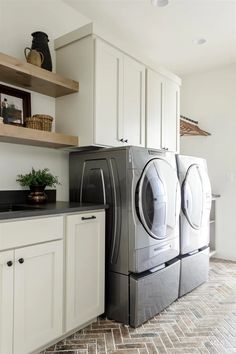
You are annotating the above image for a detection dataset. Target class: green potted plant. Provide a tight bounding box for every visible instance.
[16,168,60,203]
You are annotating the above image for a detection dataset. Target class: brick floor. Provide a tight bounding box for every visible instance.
[41,259,236,354]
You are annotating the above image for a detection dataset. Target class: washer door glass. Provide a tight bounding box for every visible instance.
[136,158,180,240]
[182,164,204,229]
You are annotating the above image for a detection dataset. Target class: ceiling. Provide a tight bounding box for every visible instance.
[64,0,236,76]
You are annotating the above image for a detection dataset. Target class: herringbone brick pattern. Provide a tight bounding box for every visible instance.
[41,259,236,354]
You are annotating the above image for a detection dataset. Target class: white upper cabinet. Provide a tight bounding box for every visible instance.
[123,56,145,146]
[146,69,180,152]
[162,77,180,153]
[95,40,123,147]
[55,26,180,149]
[146,69,162,150]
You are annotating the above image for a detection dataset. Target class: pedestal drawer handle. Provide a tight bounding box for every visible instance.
[81,216,96,221]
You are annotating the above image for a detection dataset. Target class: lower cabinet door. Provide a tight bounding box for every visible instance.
[65,211,105,332]
[0,250,14,354]
[13,240,63,354]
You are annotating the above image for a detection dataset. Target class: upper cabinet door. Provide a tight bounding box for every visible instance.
[0,250,14,354]
[13,241,63,354]
[95,39,123,147]
[123,55,145,147]
[146,69,162,150]
[162,78,180,153]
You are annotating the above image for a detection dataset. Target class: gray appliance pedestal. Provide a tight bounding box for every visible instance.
[107,258,180,327]
[179,247,209,297]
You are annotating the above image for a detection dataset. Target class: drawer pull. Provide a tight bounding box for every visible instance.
[18,258,24,264]
[81,216,96,221]
[7,261,13,267]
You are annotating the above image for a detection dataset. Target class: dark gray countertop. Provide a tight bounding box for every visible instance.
[0,202,108,220]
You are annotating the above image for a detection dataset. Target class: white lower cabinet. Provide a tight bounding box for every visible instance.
[0,250,14,354]
[14,241,63,354]
[65,211,105,332]
[0,239,63,354]
[0,210,105,354]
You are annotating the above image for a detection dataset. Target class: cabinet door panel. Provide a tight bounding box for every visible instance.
[65,211,105,332]
[0,250,14,354]
[146,69,162,149]
[123,56,145,146]
[14,241,63,354]
[162,79,179,152]
[95,39,123,147]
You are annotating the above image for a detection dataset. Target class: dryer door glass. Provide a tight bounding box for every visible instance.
[182,164,204,229]
[136,158,180,240]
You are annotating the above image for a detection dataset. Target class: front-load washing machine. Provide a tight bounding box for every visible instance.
[176,154,212,297]
[70,146,181,327]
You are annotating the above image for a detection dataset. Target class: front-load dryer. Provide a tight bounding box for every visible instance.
[70,146,181,327]
[176,154,212,296]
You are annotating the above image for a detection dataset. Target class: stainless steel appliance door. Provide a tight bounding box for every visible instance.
[182,164,211,230]
[136,158,180,240]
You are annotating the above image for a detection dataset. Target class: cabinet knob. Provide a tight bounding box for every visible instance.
[124,139,128,143]
[18,258,24,264]
[7,261,13,267]
[119,138,124,142]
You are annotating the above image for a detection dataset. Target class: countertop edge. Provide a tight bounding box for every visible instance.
[0,203,108,221]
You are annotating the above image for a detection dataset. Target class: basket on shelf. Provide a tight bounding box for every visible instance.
[25,115,53,132]
[25,116,41,130]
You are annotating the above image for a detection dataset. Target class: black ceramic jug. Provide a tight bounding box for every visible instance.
[31,31,52,71]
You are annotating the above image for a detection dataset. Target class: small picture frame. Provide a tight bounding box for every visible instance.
[0,84,31,126]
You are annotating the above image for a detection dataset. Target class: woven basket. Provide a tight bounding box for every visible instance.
[25,115,53,132]
[25,116,41,130]
[33,114,53,132]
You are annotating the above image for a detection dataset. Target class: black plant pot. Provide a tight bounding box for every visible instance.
[28,185,48,204]
[31,31,52,71]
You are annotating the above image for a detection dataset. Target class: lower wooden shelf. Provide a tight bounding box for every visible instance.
[0,123,78,149]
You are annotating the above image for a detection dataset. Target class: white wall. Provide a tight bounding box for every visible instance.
[180,63,236,261]
[0,0,90,200]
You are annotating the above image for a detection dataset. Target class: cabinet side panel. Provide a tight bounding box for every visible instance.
[56,37,94,146]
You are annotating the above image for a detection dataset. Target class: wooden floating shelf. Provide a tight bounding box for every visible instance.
[0,124,79,149]
[0,52,79,97]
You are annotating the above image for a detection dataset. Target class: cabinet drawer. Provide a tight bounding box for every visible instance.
[0,216,63,251]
